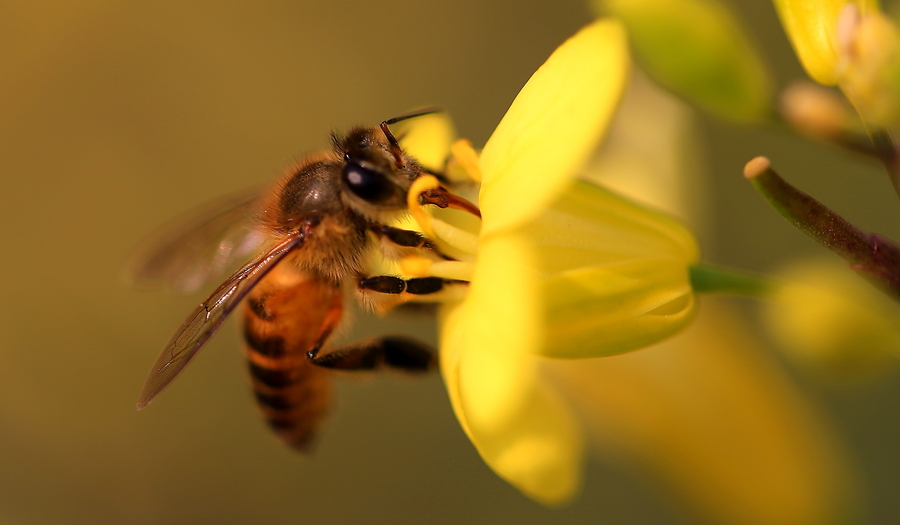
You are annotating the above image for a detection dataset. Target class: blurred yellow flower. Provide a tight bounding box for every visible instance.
[837,9,900,125]
[763,257,900,382]
[545,300,860,525]
[773,0,879,85]
[773,0,900,126]
[400,19,704,504]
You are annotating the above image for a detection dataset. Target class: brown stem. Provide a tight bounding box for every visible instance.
[745,156,900,301]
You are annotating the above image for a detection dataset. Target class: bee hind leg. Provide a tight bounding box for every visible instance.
[307,336,435,372]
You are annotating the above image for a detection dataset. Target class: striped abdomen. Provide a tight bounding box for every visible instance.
[242,265,343,451]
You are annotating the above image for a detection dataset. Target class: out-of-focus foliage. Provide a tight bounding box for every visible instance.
[593,0,774,122]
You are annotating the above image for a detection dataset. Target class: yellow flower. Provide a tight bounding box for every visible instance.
[773,0,900,126]
[837,10,900,125]
[763,257,900,382]
[402,19,700,504]
[773,0,879,86]
[546,74,859,525]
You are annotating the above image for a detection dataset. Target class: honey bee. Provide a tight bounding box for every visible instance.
[132,110,478,451]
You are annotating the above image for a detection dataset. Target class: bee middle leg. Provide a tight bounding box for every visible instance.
[359,275,464,295]
[307,336,435,372]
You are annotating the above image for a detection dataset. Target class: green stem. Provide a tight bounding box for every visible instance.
[689,264,779,298]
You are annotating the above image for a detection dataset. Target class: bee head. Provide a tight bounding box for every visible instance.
[332,127,420,214]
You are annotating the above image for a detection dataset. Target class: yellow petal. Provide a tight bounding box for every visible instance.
[773,0,879,85]
[395,111,456,172]
[597,0,774,122]
[838,10,900,126]
[529,180,700,273]
[518,179,699,358]
[478,18,629,236]
[438,300,472,439]
[470,373,584,506]
[583,72,711,233]
[438,234,584,504]
[455,233,538,434]
[545,301,860,525]
[541,260,696,358]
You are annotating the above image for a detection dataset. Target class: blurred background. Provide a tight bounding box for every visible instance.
[1,1,899,524]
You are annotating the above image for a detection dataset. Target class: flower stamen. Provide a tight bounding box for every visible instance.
[431,216,479,256]
[399,254,435,277]
[449,139,483,182]
[429,260,476,281]
[408,175,442,237]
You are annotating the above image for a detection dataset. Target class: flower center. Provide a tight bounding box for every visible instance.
[403,140,484,282]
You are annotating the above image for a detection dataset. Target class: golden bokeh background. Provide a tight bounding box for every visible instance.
[1,1,899,524]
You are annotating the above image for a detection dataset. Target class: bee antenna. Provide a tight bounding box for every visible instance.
[380,108,443,167]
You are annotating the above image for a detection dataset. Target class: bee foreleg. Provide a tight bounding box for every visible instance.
[368,224,453,260]
[306,336,435,372]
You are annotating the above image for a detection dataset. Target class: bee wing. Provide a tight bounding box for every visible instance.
[125,187,267,293]
[136,233,306,409]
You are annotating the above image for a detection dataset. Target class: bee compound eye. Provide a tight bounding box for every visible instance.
[341,161,398,204]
